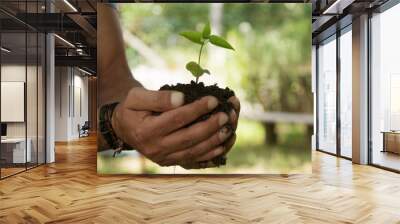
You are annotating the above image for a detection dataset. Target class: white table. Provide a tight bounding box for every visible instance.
[1,138,31,163]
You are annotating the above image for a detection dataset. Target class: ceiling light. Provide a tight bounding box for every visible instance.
[322,0,354,15]
[63,0,78,12]
[1,47,11,53]
[78,67,93,76]
[76,48,85,55]
[54,34,75,48]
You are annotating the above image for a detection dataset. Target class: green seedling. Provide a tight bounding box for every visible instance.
[180,22,235,83]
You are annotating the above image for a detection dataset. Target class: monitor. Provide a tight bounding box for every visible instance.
[1,123,7,137]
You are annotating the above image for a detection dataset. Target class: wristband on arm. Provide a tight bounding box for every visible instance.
[99,102,133,157]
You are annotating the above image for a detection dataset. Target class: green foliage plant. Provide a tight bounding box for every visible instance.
[180,22,235,83]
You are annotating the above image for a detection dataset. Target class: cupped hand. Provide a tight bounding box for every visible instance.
[111,87,238,168]
[180,95,240,169]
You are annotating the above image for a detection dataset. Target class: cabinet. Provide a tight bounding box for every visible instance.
[382,132,400,154]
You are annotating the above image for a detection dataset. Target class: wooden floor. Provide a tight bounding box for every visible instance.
[1,163,43,178]
[1,136,400,224]
[1,167,26,178]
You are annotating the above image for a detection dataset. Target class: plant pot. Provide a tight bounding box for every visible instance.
[160,81,235,167]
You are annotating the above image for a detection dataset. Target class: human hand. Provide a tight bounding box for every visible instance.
[111,87,236,167]
[179,96,240,169]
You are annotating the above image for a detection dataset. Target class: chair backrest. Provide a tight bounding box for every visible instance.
[82,121,90,129]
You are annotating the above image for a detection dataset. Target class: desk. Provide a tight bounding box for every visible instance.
[1,138,31,163]
[382,131,400,154]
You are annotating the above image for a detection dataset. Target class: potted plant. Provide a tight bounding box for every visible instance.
[160,22,236,167]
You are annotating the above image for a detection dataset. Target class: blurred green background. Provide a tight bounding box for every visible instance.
[98,3,313,174]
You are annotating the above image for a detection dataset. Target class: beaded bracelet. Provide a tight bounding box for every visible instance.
[99,102,133,157]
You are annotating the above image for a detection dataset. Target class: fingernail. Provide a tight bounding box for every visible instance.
[214,146,225,156]
[232,96,239,104]
[230,109,236,120]
[171,91,184,107]
[218,113,229,126]
[230,96,240,111]
[219,127,231,141]
[207,97,218,110]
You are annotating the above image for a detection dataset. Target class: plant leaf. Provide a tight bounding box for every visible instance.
[180,31,203,44]
[186,61,204,77]
[209,35,235,50]
[202,22,211,39]
[203,69,210,75]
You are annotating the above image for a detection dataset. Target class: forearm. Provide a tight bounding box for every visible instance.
[98,3,141,151]
[98,3,141,107]
[99,54,141,106]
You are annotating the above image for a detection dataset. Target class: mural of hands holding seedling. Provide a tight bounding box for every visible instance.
[98,3,312,174]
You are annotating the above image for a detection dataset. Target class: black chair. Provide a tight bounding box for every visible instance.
[78,121,90,138]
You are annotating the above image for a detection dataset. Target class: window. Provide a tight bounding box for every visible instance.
[317,35,337,154]
[339,27,352,158]
[370,3,400,171]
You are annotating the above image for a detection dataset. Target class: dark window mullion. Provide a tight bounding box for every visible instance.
[25,0,28,171]
[316,44,320,150]
[36,0,39,167]
[44,0,48,165]
[367,11,373,165]
[336,28,341,157]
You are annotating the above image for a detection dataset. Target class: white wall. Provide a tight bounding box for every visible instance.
[72,73,89,138]
[55,66,70,141]
[1,64,46,164]
[1,65,37,138]
[54,67,89,141]
[1,66,26,135]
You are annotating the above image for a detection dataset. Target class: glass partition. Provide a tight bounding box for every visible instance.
[1,31,28,177]
[27,31,38,169]
[0,1,46,179]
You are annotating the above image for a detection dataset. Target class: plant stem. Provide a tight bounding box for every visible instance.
[196,42,205,84]
[198,43,204,66]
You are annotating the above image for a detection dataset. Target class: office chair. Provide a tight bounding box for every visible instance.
[79,121,90,138]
